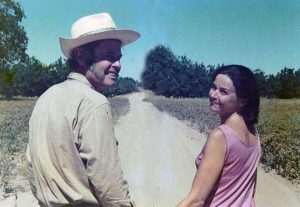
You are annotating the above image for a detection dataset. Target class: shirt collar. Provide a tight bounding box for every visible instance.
[67,72,95,89]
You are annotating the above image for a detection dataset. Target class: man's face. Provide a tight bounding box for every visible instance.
[86,39,122,89]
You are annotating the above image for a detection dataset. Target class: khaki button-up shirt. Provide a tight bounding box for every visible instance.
[26,72,134,207]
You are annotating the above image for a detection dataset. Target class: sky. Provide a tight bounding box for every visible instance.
[18,0,300,81]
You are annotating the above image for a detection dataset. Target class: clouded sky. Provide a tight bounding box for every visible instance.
[18,0,300,80]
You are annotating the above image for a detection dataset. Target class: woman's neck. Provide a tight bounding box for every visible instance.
[221,112,238,124]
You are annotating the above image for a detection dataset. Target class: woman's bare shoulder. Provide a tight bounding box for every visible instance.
[208,127,225,141]
[204,127,226,153]
[203,127,227,165]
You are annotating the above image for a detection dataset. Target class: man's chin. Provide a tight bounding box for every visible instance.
[102,81,117,88]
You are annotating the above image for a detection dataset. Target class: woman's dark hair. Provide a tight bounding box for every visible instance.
[67,41,96,74]
[213,65,260,126]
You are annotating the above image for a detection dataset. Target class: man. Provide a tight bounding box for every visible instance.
[26,13,140,207]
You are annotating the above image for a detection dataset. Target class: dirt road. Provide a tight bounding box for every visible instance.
[1,92,299,207]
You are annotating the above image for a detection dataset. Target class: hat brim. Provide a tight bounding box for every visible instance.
[59,29,140,57]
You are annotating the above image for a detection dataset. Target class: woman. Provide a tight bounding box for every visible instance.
[177,65,261,207]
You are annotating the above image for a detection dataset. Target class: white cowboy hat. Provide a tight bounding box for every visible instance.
[59,12,140,57]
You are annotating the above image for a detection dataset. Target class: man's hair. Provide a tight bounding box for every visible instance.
[212,65,260,126]
[67,39,122,73]
[67,41,96,74]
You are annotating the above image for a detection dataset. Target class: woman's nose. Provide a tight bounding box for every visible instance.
[209,89,218,98]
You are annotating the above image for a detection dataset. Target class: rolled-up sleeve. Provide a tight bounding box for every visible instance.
[78,103,134,207]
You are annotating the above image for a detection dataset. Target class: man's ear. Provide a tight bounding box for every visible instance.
[74,48,86,68]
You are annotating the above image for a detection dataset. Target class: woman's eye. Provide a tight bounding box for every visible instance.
[220,89,228,94]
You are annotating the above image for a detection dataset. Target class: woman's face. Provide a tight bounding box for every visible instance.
[208,74,243,119]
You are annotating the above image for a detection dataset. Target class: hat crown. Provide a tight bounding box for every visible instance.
[71,13,117,38]
[59,12,140,57]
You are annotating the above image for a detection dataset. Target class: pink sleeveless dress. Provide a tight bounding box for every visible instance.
[195,124,261,207]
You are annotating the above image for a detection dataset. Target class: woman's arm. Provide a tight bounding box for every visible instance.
[176,128,227,207]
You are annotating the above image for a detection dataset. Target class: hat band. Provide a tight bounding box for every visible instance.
[79,27,116,37]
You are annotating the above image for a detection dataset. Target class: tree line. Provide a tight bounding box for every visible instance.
[0,56,138,99]
[142,45,300,99]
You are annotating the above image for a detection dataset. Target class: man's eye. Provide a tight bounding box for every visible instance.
[105,55,115,61]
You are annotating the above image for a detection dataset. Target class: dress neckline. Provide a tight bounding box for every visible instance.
[223,124,259,147]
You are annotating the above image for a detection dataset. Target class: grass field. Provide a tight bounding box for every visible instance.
[259,99,300,182]
[144,96,219,133]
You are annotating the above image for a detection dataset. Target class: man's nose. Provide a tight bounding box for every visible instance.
[112,60,121,69]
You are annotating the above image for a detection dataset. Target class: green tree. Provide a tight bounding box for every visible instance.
[141,45,176,92]
[0,0,27,65]
[47,57,70,85]
[296,68,300,94]
[276,67,300,99]
[0,0,28,99]
[265,74,280,98]
[190,63,213,97]
[0,66,17,99]
[253,68,268,97]
[101,77,138,97]
[142,44,213,98]
[13,57,51,96]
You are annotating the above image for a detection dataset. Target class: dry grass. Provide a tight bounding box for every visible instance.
[0,97,37,197]
[144,95,219,133]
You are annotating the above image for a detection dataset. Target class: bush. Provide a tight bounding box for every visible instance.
[259,99,300,183]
